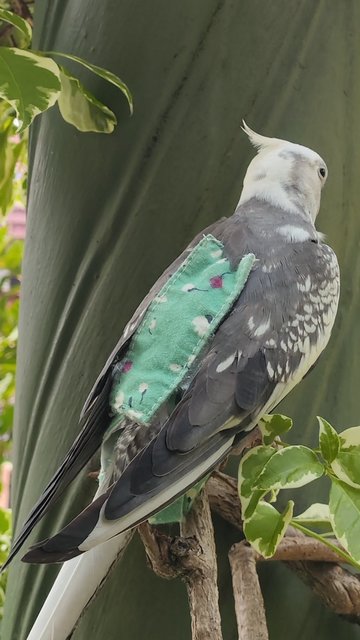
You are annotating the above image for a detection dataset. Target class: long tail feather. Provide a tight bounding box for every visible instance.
[26,531,132,640]
[2,376,113,572]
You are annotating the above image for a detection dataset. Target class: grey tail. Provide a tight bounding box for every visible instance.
[1,375,112,572]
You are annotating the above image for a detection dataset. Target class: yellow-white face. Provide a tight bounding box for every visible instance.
[239,124,327,222]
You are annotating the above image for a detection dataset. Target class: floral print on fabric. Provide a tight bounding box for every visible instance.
[109,235,255,426]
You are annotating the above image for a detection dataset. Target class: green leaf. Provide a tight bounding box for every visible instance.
[0,404,13,435]
[0,9,32,48]
[149,477,208,525]
[238,445,276,518]
[244,500,294,558]
[149,495,186,525]
[254,445,324,491]
[0,373,12,397]
[0,125,23,216]
[329,479,360,563]
[0,48,61,131]
[0,507,11,535]
[318,416,340,463]
[57,67,117,133]
[0,239,22,271]
[258,413,293,445]
[0,506,11,620]
[293,503,331,528]
[339,426,360,446]
[182,476,209,515]
[331,426,360,489]
[45,50,133,114]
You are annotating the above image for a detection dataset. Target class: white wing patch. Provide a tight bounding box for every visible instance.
[253,319,270,337]
[277,225,312,243]
[216,352,237,373]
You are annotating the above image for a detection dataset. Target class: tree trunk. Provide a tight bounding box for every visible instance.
[3,1,360,639]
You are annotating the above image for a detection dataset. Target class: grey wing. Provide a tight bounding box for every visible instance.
[3,218,228,570]
[111,239,340,492]
[104,240,340,518]
[22,319,277,562]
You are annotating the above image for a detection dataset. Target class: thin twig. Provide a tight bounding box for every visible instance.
[180,488,223,640]
[229,542,269,640]
[256,536,348,563]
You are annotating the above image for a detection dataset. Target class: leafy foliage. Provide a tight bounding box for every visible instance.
[0,6,132,134]
[329,479,360,563]
[258,412,293,445]
[254,445,324,491]
[0,7,31,47]
[49,51,133,116]
[0,4,134,619]
[243,500,294,558]
[57,67,117,134]
[0,506,11,618]
[318,416,340,464]
[0,221,22,461]
[238,414,360,570]
[150,413,360,565]
[149,477,209,525]
[0,2,134,471]
[292,503,331,529]
[330,427,360,488]
[0,47,61,132]
[238,444,276,519]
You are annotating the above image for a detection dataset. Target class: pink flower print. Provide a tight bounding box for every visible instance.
[122,360,133,373]
[210,271,231,288]
[210,275,223,288]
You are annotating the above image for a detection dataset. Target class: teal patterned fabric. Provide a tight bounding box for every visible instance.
[110,235,255,425]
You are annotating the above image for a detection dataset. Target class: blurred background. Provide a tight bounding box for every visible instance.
[1,1,360,638]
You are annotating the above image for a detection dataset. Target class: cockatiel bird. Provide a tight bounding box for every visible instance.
[5,124,340,640]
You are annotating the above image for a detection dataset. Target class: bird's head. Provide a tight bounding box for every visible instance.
[239,122,327,223]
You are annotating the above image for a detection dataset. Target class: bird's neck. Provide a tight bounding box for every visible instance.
[233,197,320,245]
[238,179,318,224]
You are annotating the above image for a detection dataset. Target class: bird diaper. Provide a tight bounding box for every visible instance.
[110,235,255,426]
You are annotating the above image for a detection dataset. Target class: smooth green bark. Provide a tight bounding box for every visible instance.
[3,1,360,638]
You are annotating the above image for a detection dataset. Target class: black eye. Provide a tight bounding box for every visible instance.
[319,167,326,179]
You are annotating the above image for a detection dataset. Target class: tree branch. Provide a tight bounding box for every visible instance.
[207,471,360,624]
[288,558,360,623]
[229,542,269,640]
[138,434,360,635]
[180,488,223,640]
[207,471,243,530]
[257,536,348,563]
[139,487,223,640]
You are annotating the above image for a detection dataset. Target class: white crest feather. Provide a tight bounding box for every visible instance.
[241,120,278,151]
